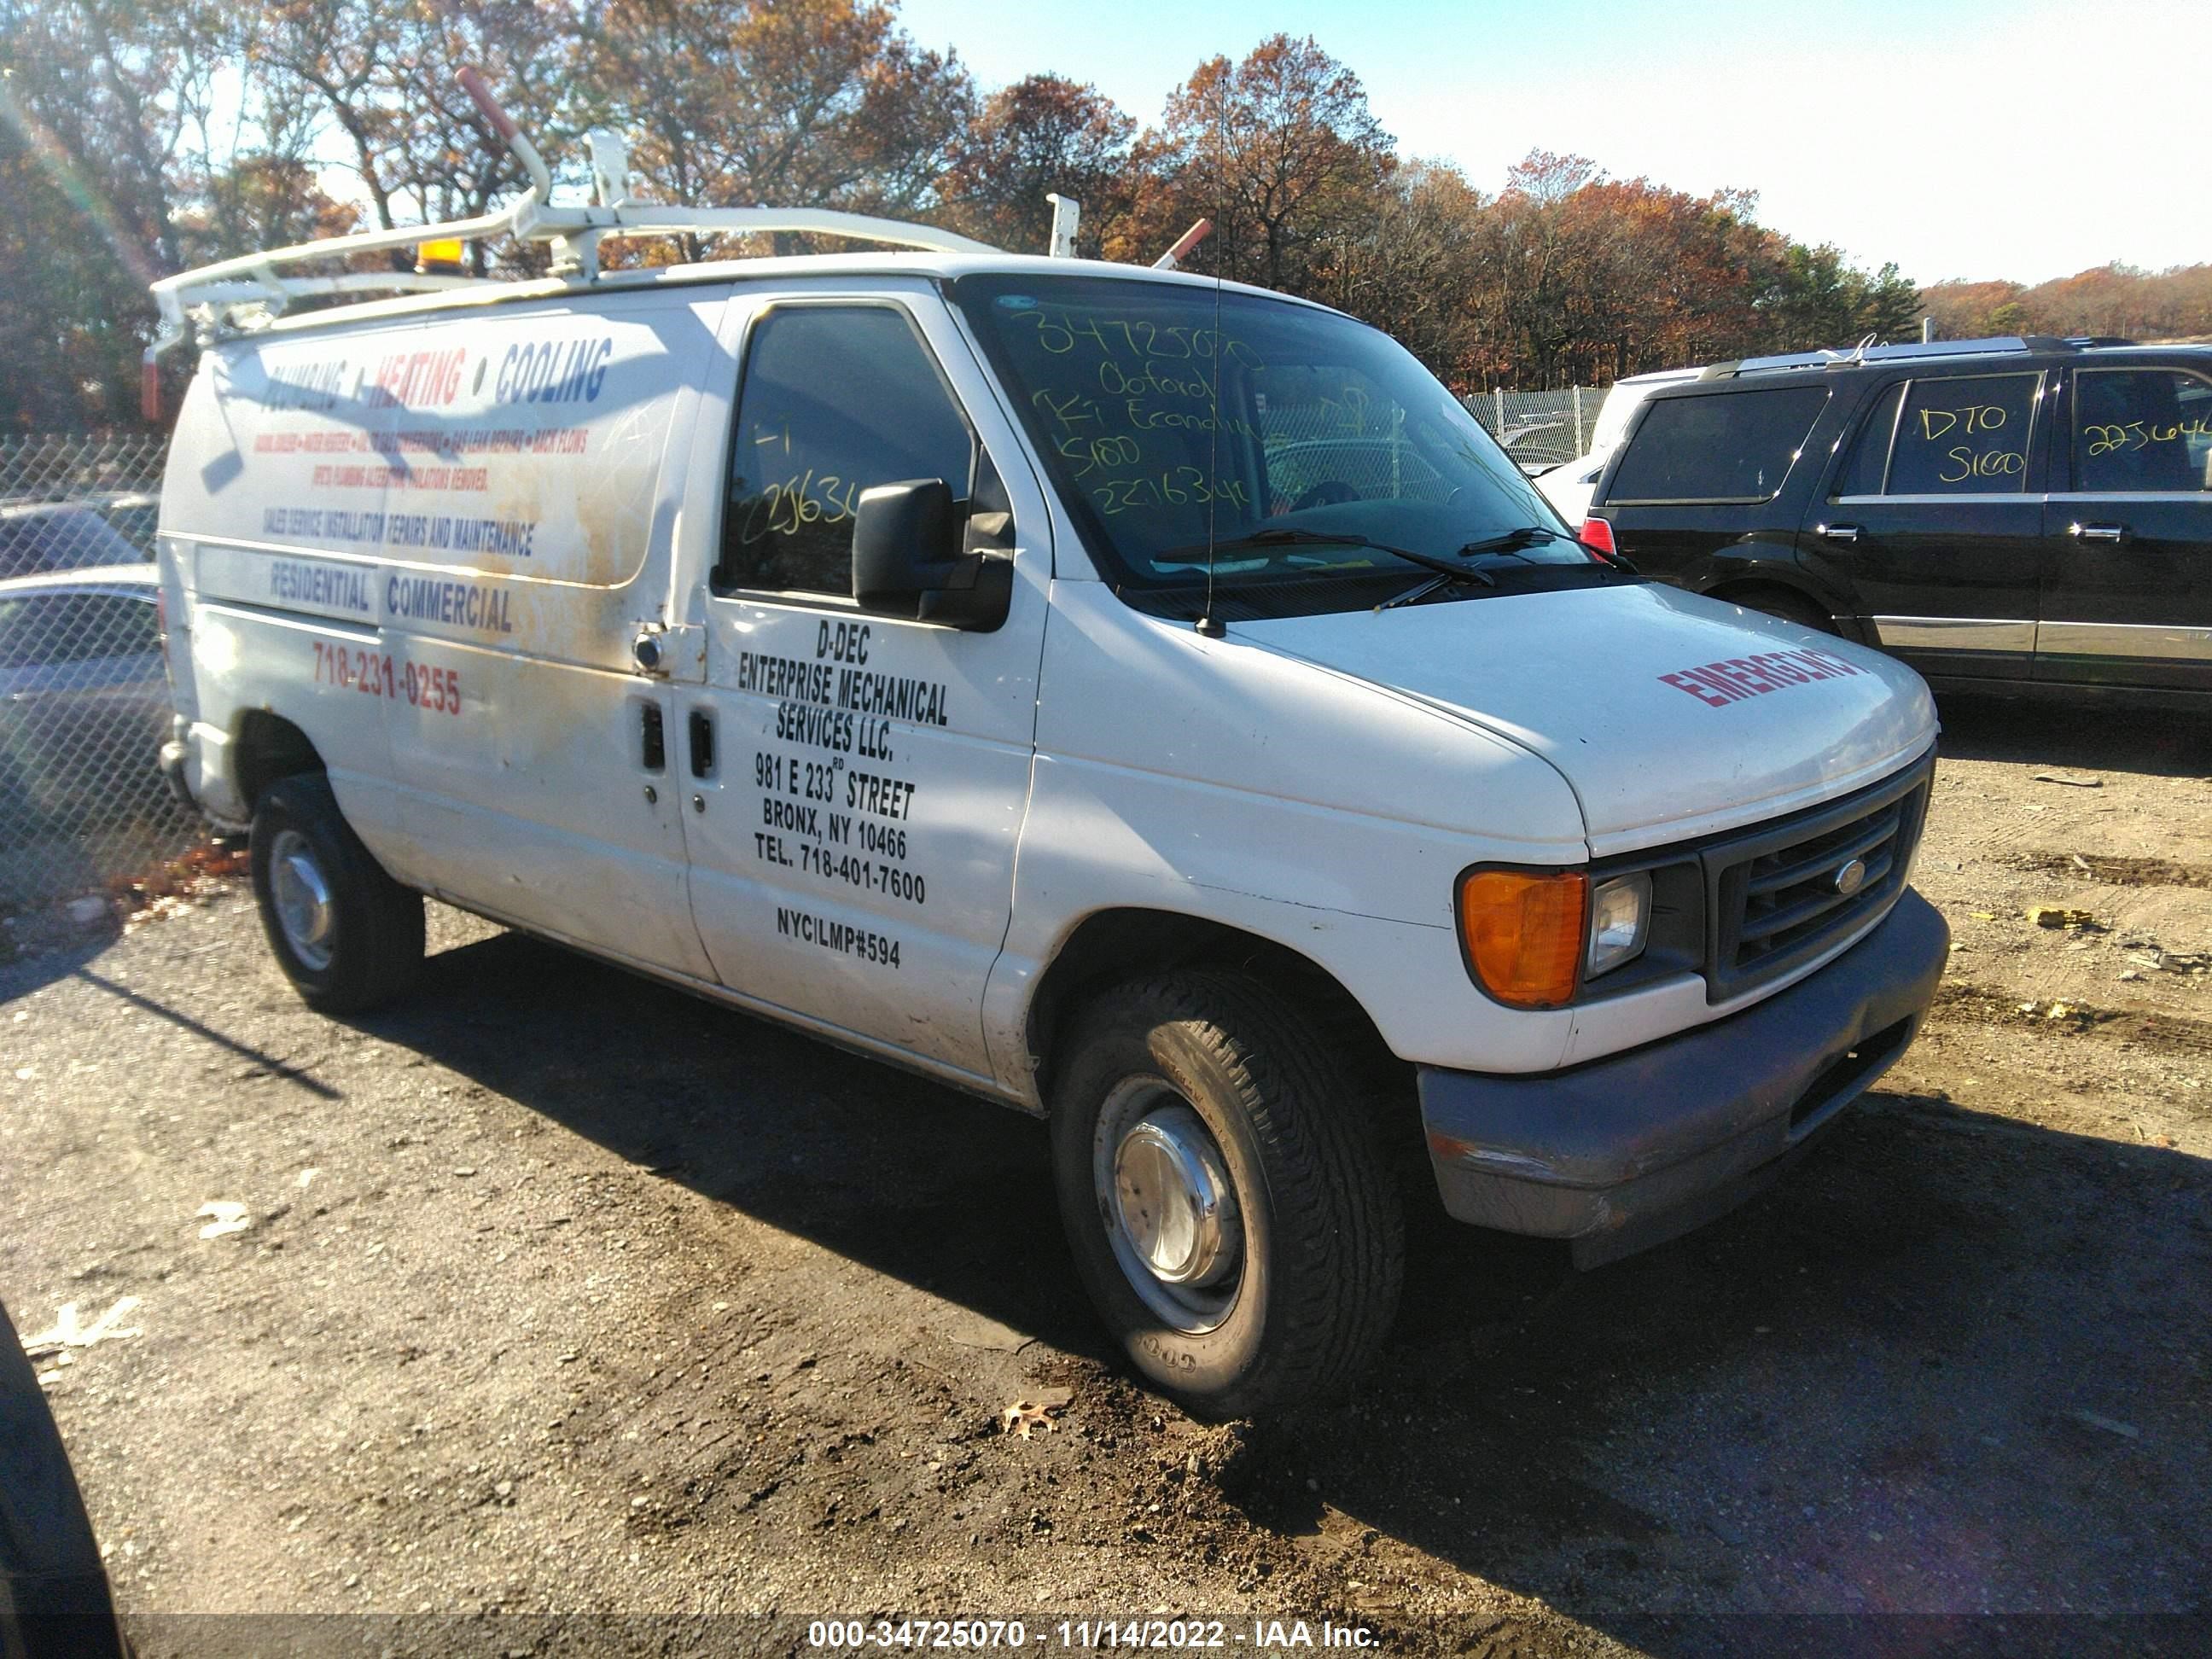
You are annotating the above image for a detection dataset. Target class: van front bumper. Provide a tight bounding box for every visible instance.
[1418,888,1948,1267]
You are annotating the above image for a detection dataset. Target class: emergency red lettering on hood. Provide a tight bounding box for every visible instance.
[1659,671,1733,708]
[1660,646,1863,707]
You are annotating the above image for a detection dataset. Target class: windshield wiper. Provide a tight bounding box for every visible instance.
[1158,527,1497,586]
[1456,525,1556,560]
[1155,527,1500,614]
[1460,522,1641,573]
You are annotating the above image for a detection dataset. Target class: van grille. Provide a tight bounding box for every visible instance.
[1703,756,1932,1004]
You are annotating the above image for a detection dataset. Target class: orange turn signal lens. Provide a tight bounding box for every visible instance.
[1457,869,1588,1009]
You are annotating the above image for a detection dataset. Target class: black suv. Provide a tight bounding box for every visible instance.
[1586,336,2212,701]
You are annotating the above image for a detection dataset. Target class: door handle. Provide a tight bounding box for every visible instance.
[2069,521,2129,544]
[1816,522,1861,544]
[632,629,665,673]
[688,709,715,778]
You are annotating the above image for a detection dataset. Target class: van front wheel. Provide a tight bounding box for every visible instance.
[250,773,423,1013]
[1050,971,1403,1417]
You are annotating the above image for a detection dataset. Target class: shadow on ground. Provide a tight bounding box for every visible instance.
[359,928,1101,1361]
[348,925,2209,1653]
[1934,692,2212,775]
[1243,1103,2212,1652]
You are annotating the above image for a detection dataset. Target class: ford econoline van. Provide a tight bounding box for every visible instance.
[149,102,1948,1416]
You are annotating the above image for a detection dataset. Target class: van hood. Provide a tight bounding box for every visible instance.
[1231,582,1936,851]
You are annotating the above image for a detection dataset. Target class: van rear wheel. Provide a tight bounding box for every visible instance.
[249,773,423,1013]
[1050,970,1403,1417]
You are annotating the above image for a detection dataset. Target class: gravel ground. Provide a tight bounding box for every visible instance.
[4,698,2209,1659]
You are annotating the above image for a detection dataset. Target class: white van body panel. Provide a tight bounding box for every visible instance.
[998,577,1589,1080]
[160,287,731,978]
[1236,582,1937,853]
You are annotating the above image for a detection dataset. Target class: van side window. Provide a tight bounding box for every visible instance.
[2072,369,2212,493]
[1834,382,1905,498]
[717,306,977,597]
[1886,374,2039,495]
[1604,386,1828,504]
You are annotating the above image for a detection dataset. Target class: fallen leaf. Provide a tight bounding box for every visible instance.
[2027,906,2098,929]
[999,1388,1073,1439]
[196,1200,251,1239]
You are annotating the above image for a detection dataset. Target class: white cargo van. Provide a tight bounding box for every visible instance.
[149,94,1948,1415]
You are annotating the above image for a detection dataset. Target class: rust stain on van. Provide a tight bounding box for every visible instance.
[573,407,658,589]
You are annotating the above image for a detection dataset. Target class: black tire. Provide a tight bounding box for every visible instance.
[1049,969,1404,1417]
[249,772,423,1013]
[1726,585,1836,634]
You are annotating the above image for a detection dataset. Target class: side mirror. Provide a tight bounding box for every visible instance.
[851,479,1012,632]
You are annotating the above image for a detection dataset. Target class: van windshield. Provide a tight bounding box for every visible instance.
[952,273,1591,617]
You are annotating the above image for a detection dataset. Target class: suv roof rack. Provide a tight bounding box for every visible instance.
[1704,333,2141,380]
[144,68,1009,409]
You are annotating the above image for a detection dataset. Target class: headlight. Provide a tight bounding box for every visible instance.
[1586,872,1651,980]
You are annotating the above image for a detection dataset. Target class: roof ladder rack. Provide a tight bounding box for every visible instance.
[145,67,1008,408]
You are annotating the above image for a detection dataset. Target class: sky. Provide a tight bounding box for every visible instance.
[897,0,2212,287]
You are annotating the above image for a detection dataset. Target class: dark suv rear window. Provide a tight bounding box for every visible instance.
[1605,386,1829,504]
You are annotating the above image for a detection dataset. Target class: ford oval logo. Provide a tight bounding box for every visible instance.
[1834,857,1869,897]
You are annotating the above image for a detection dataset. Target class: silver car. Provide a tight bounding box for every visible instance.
[0,565,169,840]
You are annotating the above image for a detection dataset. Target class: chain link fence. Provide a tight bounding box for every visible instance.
[1462,387,1605,469]
[1,432,204,917]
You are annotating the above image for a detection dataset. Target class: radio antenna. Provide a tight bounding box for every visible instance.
[1194,87,1229,639]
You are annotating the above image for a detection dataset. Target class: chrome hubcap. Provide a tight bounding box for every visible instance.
[1097,1080,1243,1333]
[269,830,336,971]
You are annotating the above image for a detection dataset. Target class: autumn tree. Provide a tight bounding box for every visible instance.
[0,0,206,422]
[1138,35,1394,290]
[23,4,2139,428]
[941,75,1134,255]
[582,0,974,257]
[1921,268,2212,343]
[1320,160,1487,384]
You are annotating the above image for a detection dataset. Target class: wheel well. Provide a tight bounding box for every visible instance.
[1708,578,1821,611]
[232,711,324,812]
[1705,579,1852,631]
[1025,909,1414,1126]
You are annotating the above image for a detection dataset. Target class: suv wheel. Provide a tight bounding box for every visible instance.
[250,773,424,1012]
[1050,970,1403,1417]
